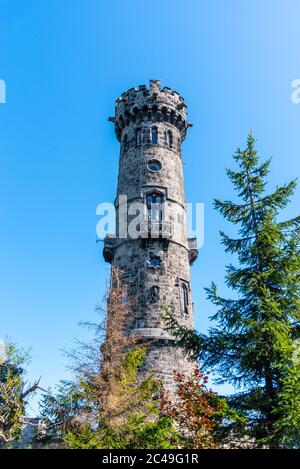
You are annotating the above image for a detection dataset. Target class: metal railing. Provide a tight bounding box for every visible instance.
[139,220,173,239]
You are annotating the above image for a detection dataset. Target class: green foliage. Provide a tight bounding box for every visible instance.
[271,342,300,448]
[41,344,243,449]
[166,133,300,447]
[39,380,86,443]
[66,346,179,449]
[0,340,38,448]
[41,345,180,449]
[65,414,177,449]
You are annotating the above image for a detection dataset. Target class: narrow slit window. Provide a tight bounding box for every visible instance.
[135,128,142,146]
[143,128,149,144]
[167,130,173,148]
[121,286,128,303]
[180,283,189,314]
[151,127,158,144]
[177,136,181,153]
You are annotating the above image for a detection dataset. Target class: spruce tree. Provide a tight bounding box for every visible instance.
[166,133,300,447]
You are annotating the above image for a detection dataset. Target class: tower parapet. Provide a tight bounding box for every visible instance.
[110,79,192,143]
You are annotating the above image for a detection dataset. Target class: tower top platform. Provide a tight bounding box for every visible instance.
[110,80,191,141]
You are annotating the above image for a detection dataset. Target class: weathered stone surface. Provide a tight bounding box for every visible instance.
[104,80,197,394]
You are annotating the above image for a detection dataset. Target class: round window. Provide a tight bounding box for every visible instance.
[147,159,162,172]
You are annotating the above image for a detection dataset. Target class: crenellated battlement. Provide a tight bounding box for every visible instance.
[110,80,192,142]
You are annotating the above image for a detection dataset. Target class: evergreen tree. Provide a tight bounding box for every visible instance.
[166,134,300,447]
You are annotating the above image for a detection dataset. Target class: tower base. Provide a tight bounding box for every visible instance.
[140,339,196,398]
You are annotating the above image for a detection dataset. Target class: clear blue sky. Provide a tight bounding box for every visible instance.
[0,0,299,415]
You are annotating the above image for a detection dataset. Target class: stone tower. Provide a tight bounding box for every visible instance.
[104,80,198,392]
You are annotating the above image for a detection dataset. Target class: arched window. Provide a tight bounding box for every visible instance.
[180,283,189,314]
[146,191,164,223]
[167,130,173,148]
[151,127,158,144]
[135,128,142,146]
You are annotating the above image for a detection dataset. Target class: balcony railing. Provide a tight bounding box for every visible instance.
[139,220,173,239]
